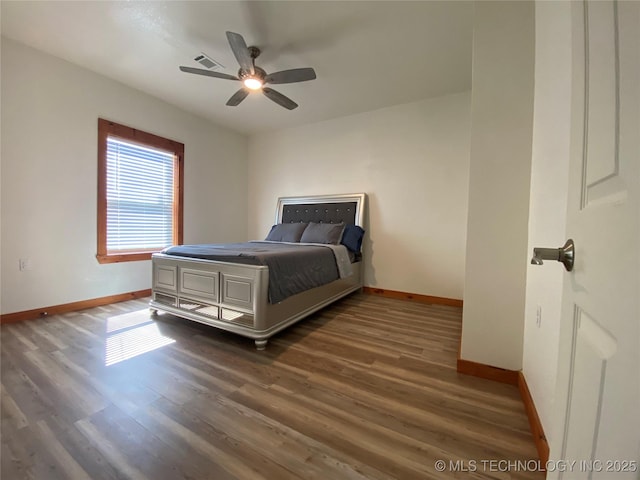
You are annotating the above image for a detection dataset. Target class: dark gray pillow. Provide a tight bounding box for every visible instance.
[300,222,345,244]
[265,223,307,242]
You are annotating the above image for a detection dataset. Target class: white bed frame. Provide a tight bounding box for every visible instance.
[149,193,366,349]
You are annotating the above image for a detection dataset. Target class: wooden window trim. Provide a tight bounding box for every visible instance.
[97,118,184,264]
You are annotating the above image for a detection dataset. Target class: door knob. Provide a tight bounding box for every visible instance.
[530,239,575,271]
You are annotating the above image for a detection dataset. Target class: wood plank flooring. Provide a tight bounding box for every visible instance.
[1,293,544,479]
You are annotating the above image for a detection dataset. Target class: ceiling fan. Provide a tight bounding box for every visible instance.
[179,31,316,110]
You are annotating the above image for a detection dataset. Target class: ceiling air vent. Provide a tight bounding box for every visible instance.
[194,53,223,70]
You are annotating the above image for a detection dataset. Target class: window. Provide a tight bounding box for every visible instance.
[97,119,183,264]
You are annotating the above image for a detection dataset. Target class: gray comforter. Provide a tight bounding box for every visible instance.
[161,242,344,304]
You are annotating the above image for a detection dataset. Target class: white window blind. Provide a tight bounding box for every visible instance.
[106,137,175,252]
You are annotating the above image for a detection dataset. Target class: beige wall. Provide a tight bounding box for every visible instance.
[461,1,535,370]
[1,38,248,314]
[247,92,471,300]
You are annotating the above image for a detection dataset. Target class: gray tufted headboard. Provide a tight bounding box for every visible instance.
[275,193,366,227]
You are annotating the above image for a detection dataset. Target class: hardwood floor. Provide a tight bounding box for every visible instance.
[1,293,544,479]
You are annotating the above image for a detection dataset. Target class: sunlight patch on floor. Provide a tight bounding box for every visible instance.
[221,309,244,321]
[105,310,175,366]
[106,309,155,333]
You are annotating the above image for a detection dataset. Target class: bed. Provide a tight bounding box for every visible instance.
[149,193,366,349]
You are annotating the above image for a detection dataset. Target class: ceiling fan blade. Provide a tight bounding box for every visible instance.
[226,88,250,107]
[262,87,298,110]
[179,66,239,81]
[226,31,254,75]
[264,68,317,85]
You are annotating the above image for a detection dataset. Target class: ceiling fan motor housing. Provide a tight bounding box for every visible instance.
[239,66,266,82]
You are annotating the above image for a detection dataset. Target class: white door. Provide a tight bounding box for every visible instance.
[550,1,639,479]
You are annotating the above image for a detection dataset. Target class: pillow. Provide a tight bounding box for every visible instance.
[265,222,307,242]
[300,222,345,244]
[341,224,365,253]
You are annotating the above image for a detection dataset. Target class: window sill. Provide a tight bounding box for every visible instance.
[96,252,157,264]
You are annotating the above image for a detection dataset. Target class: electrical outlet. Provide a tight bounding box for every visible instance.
[536,305,542,327]
[19,258,32,271]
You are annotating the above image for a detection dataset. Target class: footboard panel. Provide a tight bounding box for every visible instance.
[150,253,362,349]
[151,254,265,324]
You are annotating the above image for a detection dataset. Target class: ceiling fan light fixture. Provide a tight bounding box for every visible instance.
[243,77,263,90]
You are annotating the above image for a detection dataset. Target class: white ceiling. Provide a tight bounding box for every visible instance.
[1,1,473,135]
